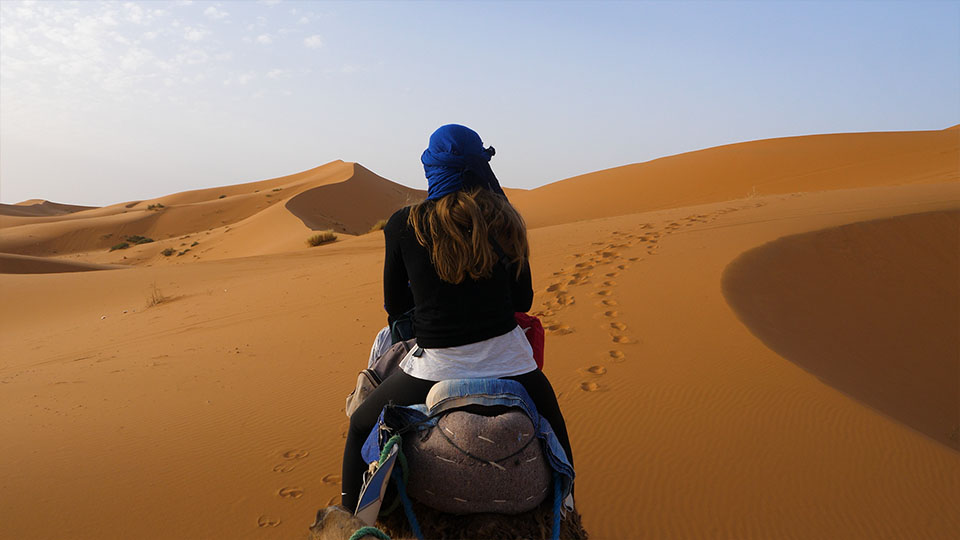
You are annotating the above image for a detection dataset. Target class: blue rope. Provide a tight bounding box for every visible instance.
[349,526,390,540]
[551,472,562,540]
[393,470,424,540]
[380,434,423,540]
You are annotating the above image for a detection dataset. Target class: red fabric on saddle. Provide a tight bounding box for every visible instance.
[514,312,545,369]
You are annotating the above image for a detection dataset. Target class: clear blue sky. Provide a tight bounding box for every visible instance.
[1,0,957,206]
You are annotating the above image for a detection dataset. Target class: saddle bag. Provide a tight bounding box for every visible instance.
[345,337,415,417]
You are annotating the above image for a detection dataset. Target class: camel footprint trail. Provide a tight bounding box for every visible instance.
[537,204,751,394]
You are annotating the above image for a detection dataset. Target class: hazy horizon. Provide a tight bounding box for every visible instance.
[1,0,958,207]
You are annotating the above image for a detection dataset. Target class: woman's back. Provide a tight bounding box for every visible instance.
[382,194,533,349]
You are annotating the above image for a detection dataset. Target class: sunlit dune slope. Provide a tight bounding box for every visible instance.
[0,162,423,264]
[2,183,958,540]
[510,128,959,227]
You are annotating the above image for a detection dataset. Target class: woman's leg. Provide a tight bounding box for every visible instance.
[341,370,435,511]
[504,370,574,468]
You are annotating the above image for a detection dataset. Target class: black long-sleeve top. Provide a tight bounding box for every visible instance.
[383,206,533,349]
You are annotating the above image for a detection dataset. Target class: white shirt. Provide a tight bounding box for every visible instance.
[399,326,537,382]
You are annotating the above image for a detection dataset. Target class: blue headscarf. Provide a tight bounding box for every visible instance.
[421,124,505,200]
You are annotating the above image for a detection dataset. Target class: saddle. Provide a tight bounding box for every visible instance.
[361,379,573,516]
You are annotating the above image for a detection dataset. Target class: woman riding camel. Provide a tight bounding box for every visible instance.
[341,124,574,512]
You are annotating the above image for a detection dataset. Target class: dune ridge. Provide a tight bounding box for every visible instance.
[510,128,959,227]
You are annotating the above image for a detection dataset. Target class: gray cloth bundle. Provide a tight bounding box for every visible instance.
[403,409,551,515]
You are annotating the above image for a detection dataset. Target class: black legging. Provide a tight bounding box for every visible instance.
[341,369,574,511]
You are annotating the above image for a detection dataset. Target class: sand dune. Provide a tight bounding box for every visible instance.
[0,161,423,264]
[510,127,959,227]
[0,199,97,218]
[1,128,958,539]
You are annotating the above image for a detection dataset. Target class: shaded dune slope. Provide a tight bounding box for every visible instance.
[285,164,423,234]
[511,128,959,227]
[0,253,127,274]
[722,210,960,450]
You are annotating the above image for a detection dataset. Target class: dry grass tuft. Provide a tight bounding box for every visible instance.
[368,219,389,233]
[307,231,337,247]
[146,282,171,308]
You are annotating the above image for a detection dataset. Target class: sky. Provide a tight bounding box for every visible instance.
[1,0,958,206]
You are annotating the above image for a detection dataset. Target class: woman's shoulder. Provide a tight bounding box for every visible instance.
[384,206,412,235]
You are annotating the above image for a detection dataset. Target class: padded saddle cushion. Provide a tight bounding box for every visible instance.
[403,409,551,515]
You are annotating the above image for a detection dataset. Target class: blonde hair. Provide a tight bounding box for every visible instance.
[408,188,529,284]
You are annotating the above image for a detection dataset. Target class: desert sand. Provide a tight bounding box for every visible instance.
[1,127,958,539]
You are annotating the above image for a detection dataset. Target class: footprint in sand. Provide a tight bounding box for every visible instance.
[546,323,574,335]
[628,257,640,262]
[605,272,619,277]
[602,280,617,287]
[272,463,296,473]
[609,350,625,362]
[326,495,339,506]
[603,310,619,318]
[601,299,618,306]
[546,282,566,292]
[257,515,281,528]
[556,294,575,306]
[610,322,627,331]
[586,365,607,375]
[575,262,594,269]
[611,335,632,344]
[321,473,341,485]
[616,264,628,270]
[595,290,613,297]
[580,382,601,392]
[278,487,304,499]
[282,449,309,460]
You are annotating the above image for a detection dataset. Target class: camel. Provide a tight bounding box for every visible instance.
[308,499,588,540]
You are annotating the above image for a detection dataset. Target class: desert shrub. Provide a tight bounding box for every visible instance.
[125,235,154,245]
[161,248,176,256]
[110,242,130,251]
[368,219,389,233]
[306,231,337,247]
[272,188,282,192]
[177,249,190,256]
[218,195,226,199]
[147,203,165,210]
[191,241,199,247]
